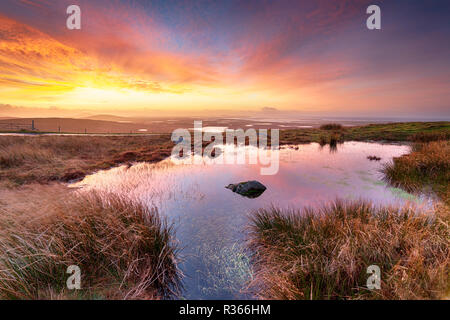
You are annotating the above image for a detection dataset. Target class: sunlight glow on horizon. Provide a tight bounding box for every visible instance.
[0,0,449,117]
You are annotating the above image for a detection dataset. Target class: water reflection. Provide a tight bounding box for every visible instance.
[71,142,434,299]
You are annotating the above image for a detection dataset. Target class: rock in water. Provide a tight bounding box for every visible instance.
[225,181,267,198]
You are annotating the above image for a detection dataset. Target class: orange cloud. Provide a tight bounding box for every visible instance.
[0,13,217,106]
[1,0,449,117]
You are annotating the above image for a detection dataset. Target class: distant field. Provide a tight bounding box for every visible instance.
[0,121,448,186]
[0,117,336,134]
[3,117,447,134]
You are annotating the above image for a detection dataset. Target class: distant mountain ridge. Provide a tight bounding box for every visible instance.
[82,114,134,122]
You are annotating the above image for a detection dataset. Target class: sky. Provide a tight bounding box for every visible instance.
[0,0,449,118]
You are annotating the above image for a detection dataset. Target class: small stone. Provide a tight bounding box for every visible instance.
[225,180,267,198]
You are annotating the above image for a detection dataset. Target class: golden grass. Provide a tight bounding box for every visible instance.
[249,200,449,300]
[0,185,180,299]
[0,135,173,185]
[0,143,55,168]
[383,140,450,204]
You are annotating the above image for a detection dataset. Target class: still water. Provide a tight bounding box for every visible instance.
[71,142,432,299]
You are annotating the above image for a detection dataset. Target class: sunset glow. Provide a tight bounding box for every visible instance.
[0,0,449,117]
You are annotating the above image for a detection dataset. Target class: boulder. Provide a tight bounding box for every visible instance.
[225,180,267,198]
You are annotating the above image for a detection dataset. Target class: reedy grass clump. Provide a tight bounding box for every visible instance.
[248,200,449,300]
[0,186,180,299]
[320,123,343,130]
[318,133,343,152]
[383,140,449,203]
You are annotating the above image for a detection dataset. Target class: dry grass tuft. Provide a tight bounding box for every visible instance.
[383,140,449,203]
[320,123,343,130]
[248,200,449,300]
[0,135,173,185]
[0,143,56,168]
[0,185,181,299]
[410,132,450,143]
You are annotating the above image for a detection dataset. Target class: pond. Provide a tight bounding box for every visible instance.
[71,141,433,300]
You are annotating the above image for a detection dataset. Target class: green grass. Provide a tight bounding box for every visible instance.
[248,200,450,300]
[279,122,450,145]
[343,122,450,142]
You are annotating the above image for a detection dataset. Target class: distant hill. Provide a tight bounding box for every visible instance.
[82,114,133,122]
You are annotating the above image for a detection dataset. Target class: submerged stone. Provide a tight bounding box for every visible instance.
[225,180,267,198]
